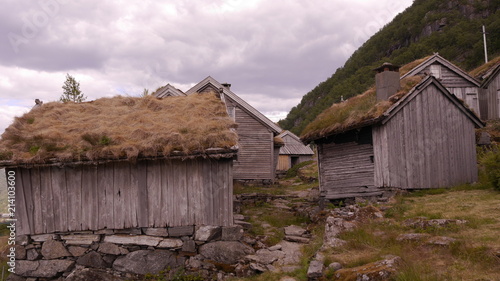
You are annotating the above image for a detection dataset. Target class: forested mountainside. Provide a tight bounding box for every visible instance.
[279,0,500,135]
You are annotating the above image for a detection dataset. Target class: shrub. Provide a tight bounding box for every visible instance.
[478,146,500,191]
[285,160,314,178]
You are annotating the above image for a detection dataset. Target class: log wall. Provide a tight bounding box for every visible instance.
[9,158,233,236]
[317,140,381,200]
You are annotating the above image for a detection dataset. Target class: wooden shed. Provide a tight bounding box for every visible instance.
[0,94,238,235]
[401,53,482,116]
[276,130,314,171]
[156,76,283,181]
[302,64,484,200]
[474,58,500,120]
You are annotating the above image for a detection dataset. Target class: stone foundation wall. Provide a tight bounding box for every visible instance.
[10,225,243,280]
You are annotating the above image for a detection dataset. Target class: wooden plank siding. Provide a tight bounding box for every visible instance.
[233,105,275,180]
[413,63,481,115]
[11,158,234,235]
[480,71,500,119]
[318,141,381,200]
[373,84,478,189]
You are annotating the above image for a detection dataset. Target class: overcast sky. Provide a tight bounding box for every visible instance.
[0,0,413,136]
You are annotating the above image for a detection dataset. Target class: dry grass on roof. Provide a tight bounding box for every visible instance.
[469,55,500,78]
[0,93,238,164]
[399,55,432,76]
[301,76,422,142]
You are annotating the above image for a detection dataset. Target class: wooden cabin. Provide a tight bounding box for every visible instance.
[0,94,238,235]
[474,59,500,120]
[154,76,283,181]
[302,64,484,200]
[276,130,314,171]
[401,53,482,116]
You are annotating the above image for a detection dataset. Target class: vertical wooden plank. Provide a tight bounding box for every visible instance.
[178,160,188,226]
[421,89,432,189]
[134,161,148,227]
[21,169,34,234]
[163,159,174,227]
[50,166,67,232]
[189,159,202,225]
[149,160,161,227]
[96,163,113,230]
[227,159,234,226]
[12,169,29,235]
[121,162,132,229]
[203,160,213,225]
[96,164,107,230]
[128,162,139,228]
[30,167,43,234]
[403,106,413,188]
[211,160,221,226]
[39,167,54,233]
[113,162,126,229]
[65,166,82,231]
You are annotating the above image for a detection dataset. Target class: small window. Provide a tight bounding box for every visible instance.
[430,65,441,79]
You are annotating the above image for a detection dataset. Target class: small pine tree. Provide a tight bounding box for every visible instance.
[60,74,86,103]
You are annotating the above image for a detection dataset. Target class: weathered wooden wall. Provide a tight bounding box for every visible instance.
[232,103,275,180]
[10,158,233,236]
[317,139,381,200]
[480,72,500,120]
[416,63,481,115]
[373,83,478,189]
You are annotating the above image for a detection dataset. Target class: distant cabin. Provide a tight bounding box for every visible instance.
[276,130,314,171]
[474,59,500,120]
[402,53,482,116]
[155,76,283,181]
[0,94,238,235]
[302,63,484,200]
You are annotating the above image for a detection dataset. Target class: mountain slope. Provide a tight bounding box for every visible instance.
[279,0,500,135]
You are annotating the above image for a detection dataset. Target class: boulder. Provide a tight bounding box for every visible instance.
[68,246,88,257]
[103,235,162,247]
[61,234,100,245]
[245,249,283,265]
[167,226,194,236]
[65,267,124,281]
[307,260,324,279]
[15,246,26,260]
[98,242,128,255]
[334,255,401,281]
[76,251,108,268]
[143,227,169,236]
[328,262,343,271]
[426,236,457,246]
[41,239,71,259]
[222,225,244,241]
[26,249,42,261]
[284,225,307,237]
[396,233,431,242]
[195,225,221,241]
[157,238,183,248]
[16,260,74,278]
[275,241,302,265]
[113,249,185,274]
[285,235,310,243]
[199,241,254,264]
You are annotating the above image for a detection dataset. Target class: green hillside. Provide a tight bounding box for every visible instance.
[279,0,500,135]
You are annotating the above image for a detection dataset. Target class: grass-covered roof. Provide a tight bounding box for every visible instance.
[0,93,238,165]
[301,76,422,143]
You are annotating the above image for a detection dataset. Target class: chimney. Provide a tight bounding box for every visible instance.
[374,62,400,101]
[221,83,231,90]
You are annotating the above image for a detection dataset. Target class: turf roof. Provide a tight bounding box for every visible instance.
[0,93,238,165]
[300,76,422,143]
